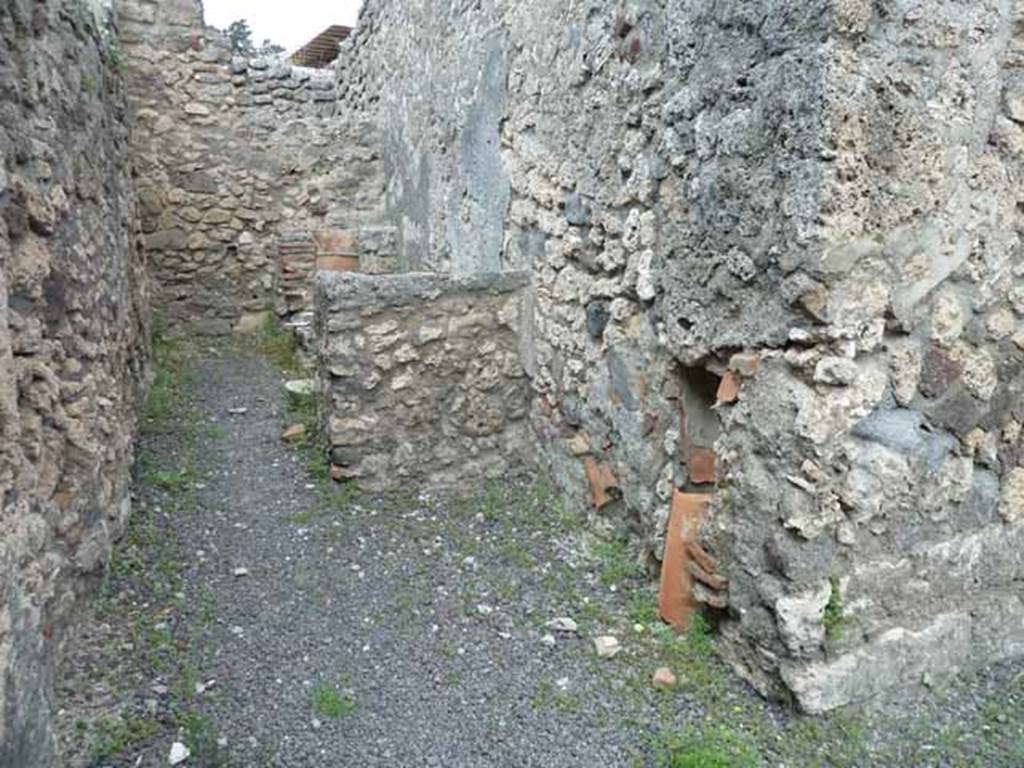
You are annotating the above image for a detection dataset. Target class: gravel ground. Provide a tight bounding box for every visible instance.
[56,343,1024,768]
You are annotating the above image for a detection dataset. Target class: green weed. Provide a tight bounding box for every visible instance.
[531,678,582,714]
[311,680,357,719]
[592,536,644,588]
[651,724,762,768]
[147,468,191,492]
[824,576,846,640]
[256,314,301,374]
[89,714,160,761]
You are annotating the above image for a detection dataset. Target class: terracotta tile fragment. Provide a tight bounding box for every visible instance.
[330,464,363,482]
[689,559,728,591]
[688,448,717,485]
[584,457,618,509]
[281,424,306,442]
[716,371,741,404]
[685,540,718,575]
[659,491,711,631]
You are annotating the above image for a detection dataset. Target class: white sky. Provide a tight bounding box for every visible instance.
[202,0,364,54]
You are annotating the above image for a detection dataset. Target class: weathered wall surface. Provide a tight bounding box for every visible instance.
[117,0,386,334]
[337,4,513,276]
[316,271,533,490]
[712,0,1024,713]
[0,1,149,763]
[336,0,836,557]
[339,0,1024,710]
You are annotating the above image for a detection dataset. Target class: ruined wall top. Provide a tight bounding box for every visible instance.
[117,0,204,49]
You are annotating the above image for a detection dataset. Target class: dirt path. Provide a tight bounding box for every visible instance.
[56,341,1024,767]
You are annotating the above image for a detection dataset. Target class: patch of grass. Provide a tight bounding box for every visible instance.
[626,590,660,626]
[172,655,203,703]
[90,714,160,761]
[285,475,359,525]
[277,365,340,492]
[256,314,301,374]
[330,479,361,509]
[439,641,459,662]
[591,536,644,588]
[143,335,190,433]
[496,578,524,603]
[770,710,869,768]
[198,587,217,627]
[480,482,506,523]
[147,467,191,492]
[311,680,357,719]
[205,423,227,441]
[824,575,846,640]
[306,448,331,483]
[578,597,615,629]
[651,724,763,768]
[498,539,536,568]
[178,710,229,766]
[531,678,582,714]
[644,615,727,706]
[93,332,227,764]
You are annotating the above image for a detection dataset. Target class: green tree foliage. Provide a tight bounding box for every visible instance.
[225,20,286,58]
[226,19,253,55]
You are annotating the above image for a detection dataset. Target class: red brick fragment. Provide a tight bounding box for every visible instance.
[313,228,359,255]
[316,255,360,273]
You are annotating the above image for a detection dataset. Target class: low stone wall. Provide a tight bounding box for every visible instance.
[0,2,149,763]
[315,271,533,489]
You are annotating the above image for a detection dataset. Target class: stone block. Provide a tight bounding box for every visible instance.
[1000,468,1024,524]
[233,311,271,334]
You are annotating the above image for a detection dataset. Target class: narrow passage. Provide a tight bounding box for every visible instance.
[56,341,1024,767]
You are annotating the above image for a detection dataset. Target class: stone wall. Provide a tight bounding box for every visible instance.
[338,0,1024,711]
[315,271,533,490]
[117,0,386,334]
[0,1,149,764]
[712,0,1024,713]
